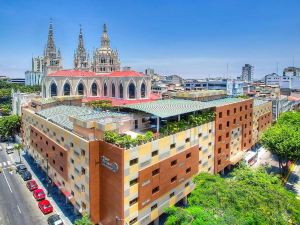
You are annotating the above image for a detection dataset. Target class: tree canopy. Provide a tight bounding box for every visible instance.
[261,111,300,174]
[165,167,300,225]
[0,115,21,138]
[74,214,93,225]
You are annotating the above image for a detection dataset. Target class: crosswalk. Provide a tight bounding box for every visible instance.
[0,161,12,168]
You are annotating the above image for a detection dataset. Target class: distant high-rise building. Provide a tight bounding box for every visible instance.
[241,64,253,82]
[145,68,155,76]
[25,56,45,86]
[74,26,90,71]
[283,66,300,77]
[32,56,44,73]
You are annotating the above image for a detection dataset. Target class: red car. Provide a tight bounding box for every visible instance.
[33,189,46,201]
[38,199,53,214]
[26,180,38,191]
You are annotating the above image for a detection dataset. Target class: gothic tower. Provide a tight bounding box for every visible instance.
[43,20,63,76]
[74,26,90,71]
[92,24,120,73]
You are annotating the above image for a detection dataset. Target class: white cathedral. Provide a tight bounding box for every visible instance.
[42,22,151,102]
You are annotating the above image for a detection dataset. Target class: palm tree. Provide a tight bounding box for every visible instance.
[14,143,24,163]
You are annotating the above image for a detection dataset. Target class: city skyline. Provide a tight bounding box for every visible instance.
[0,0,300,79]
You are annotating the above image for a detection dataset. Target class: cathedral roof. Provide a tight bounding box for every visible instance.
[47,70,145,77]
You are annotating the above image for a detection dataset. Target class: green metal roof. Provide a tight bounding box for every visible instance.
[121,98,246,118]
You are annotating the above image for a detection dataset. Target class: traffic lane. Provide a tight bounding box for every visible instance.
[7,168,46,225]
[0,145,47,225]
[0,170,26,225]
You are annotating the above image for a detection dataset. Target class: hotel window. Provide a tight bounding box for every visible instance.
[185,182,190,187]
[61,137,64,142]
[226,143,229,149]
[171,176,177,183]
[52,146,55,151]
[53,160,56,165]
[218,159,221,165]
[130,178,138,186]
[60,152,63,157]
[81,185,85,192]
[81,167,86,175]
[226,132,229,138]
[129,197,138,206]
[234,119,236,124]
[151,204,158,211]
[46,153,48,158]
[185,138,190,143]
[240,106,242,111]
[218,136,222,142]
[199,147,202,151]
[219,112,222,118]
[218,148,221,154]
[40,136,42,140]
[170,143,176,149]
[186,167,191,174]
[240,116,242,121]
[245,105,248,110]
[130,158,138,166]
[152,168,160,176]
[186,153,191,159]
[53,132,56,136]
[209,129,212,133]
[227,110,230,116]
[129,217,137,225]
[60,166,64,172]
[171,160,177,166]
[71,175,74,180]
[169,192,175,198]
[198,133,202,137]
[70,142,74,147]
[71,158,74,164]
[208,167,211,171]
[208,155,212,159]
[234,108,237,113]
[46,141,48,145]
[81,149,85,156]
[152,186,159,194]
[227,121,230,127]
[219,124,222,130]
[152,150,158,157]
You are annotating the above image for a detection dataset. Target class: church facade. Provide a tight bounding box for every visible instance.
[42,22,151,101]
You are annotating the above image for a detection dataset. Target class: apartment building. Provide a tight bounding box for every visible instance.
[21,96,271,225]
[252,100,272,145]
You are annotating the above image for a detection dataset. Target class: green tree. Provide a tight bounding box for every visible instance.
[74,214,93,225]
[0,115,21,139]
[165,167,300,225]
[261,111,300,175]
[14,143,24,163]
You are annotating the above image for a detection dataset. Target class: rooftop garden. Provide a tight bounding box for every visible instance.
[103,111,215,149]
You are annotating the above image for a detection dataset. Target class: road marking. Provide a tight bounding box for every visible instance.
[17,204,21,214]
[3,171,12,193]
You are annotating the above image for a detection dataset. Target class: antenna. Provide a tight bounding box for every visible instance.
[276,62,278,74]
[292,56,295,67]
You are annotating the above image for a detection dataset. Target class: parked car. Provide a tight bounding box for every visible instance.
[21,170,32,181]
[16,164,27,174]
[26,180,38,191]
[6,145,14,154]
[33,189,46,201]
[47,214,64,225]
[38,200,53,215]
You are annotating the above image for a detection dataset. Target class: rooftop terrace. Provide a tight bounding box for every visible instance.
[121,98,247,118]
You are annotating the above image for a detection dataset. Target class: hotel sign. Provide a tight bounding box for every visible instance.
[100,156,118,173]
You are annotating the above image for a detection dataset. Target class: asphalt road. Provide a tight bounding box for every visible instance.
[0,142,47,225]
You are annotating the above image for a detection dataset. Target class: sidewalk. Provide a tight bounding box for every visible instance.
[285,161,300,196]
[11,149,79,225]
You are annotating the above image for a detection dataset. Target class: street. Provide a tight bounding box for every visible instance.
[0,142,46,225]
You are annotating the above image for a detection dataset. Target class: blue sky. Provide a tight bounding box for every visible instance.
[0,0,299,79]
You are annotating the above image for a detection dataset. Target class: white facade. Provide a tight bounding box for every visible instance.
[265,73,300,91]
[25,71,44,86]
[11,90,40,116]
[184,79,244,96]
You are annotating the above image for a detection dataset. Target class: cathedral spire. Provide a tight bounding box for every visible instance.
[46,18,56,51]
[101,23,110,49]
[74,25,89,71]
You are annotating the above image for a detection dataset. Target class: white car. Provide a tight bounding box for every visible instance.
[6,146,14,154]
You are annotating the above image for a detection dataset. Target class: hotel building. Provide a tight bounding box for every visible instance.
[21,95,272,225]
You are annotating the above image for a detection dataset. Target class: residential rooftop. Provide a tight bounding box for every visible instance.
[253,99,270,107]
